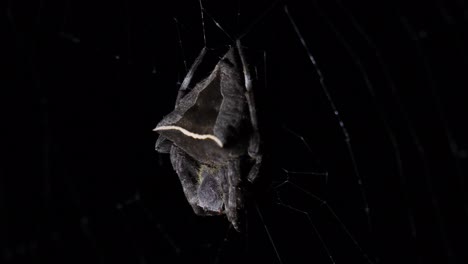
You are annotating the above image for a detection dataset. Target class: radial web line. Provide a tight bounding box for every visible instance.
[199,0,207,46]
[333,0,419,238]
[284,180,374,264]
[255,203,283,264]
[275,199,336,264]
[399,16,455,260]
[284,5,372,230]
[173,18,187,72]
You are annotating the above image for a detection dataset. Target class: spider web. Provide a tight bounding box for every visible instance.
[2,0,467,263]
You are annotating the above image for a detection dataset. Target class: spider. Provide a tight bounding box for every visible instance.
[153,40,262,231]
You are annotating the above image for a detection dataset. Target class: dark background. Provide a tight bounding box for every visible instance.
[2,0,467,263]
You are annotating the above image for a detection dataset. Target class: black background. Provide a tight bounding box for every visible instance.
[2,0,467,263]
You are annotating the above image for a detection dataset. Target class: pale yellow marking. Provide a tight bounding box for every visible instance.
[154,125,223,147]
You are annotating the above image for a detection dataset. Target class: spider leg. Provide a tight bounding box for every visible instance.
[156,47,208,153]
[175,47,207,104]
[236,40,263,183]
[155,136,172,153]
[169,146,205,215]
[226,159,244,231]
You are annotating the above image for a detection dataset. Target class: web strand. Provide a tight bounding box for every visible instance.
[284,5,372,231]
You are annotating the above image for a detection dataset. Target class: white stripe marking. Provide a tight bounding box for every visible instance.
[154,125,223,147]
